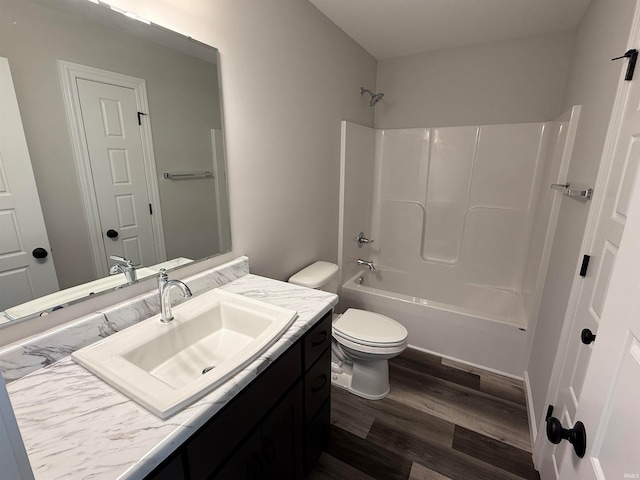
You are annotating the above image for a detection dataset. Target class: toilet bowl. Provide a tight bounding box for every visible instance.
[288,261,408,400]
[331,308,408,399]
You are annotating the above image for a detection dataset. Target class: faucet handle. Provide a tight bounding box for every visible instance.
[356,232,374,248]
[157,269,168,296]
[110,255,132,266]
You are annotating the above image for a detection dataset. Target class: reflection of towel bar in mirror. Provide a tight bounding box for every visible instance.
[163,171,214,180]
[550,182,593,200]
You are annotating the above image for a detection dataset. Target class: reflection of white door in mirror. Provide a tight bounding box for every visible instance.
[0,57,59,312]
[59,61,167,277]
[77,78,158,269]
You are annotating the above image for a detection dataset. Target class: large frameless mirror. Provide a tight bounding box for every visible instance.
[0,0,231,324]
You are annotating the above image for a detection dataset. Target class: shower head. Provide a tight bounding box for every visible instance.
[360,87,384,107]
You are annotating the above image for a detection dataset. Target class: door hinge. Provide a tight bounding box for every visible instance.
[137,112,147,125]
[149,203,153,215]
[612,49,638,81]
[579,254,590,277]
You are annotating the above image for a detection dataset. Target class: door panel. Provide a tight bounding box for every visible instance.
[76,78,157,268]
[593,336,640,477]
[108,149,130,184]
[0,57,58,312]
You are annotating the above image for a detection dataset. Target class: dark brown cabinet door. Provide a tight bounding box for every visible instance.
[214,382,303,480]
[260,382,303,480]
[213,431,262,480]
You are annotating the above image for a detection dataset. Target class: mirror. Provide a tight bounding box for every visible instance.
[0,0,231,323]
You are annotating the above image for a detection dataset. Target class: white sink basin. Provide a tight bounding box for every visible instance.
[72,289,297,418]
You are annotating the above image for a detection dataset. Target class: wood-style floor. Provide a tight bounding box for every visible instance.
[309,348,539,480]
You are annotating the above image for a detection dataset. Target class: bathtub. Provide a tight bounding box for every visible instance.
[339,270,529,377]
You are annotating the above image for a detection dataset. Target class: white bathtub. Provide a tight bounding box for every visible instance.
[339,270,529,377]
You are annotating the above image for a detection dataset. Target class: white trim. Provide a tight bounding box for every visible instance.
[524,370,537,448]
[337,120,348,289]
[58,60,166,277]
[532,0,640,468]
[210,129,230,253]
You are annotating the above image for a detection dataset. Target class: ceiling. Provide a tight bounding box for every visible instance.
[308,0,593,60]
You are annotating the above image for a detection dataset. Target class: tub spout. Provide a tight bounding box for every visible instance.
[357,259,375,271]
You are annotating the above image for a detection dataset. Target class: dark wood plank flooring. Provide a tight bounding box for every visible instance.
[308,348,539,480]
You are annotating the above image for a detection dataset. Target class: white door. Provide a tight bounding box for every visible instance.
[558,102,640,479]
[537,99,638,477]
[536,13,640,478]
[0,57,59,312]
[76,78,157,268]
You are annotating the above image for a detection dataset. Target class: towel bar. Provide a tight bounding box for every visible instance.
[163,171,213,180]
[551,182,593,200]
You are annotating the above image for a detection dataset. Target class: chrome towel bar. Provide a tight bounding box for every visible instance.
[163,171,213,180]
[551,182,593,200]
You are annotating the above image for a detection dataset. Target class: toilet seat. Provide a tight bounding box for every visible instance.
[333,333,407,355]
[333,308,408,348]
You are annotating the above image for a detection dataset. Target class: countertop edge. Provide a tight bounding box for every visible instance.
[7,273,338,480]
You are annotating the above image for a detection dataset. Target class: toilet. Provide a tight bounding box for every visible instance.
[288,261,408,400]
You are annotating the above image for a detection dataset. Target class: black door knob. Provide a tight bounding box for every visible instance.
[581,328,596,345]
[546,417,587,458]
[32,247,48,259]
[106,229,119,239]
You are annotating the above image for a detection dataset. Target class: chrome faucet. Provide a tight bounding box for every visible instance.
[357,259,375,271]
[109,255,137,284]
[157,268,192,322]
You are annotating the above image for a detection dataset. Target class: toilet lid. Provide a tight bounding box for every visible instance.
[333,308,407,346]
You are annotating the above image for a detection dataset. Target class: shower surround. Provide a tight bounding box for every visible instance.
[338,110,579,376]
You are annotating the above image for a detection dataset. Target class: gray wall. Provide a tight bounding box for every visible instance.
[374,32,575,128]
[527,0,637,429]
[0,0,223,288]
[103,0,378,281]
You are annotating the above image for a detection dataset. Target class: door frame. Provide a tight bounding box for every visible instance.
[532,0,640,468]
[58,60,166,277]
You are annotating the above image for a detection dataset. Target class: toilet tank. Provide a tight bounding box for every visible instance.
[288,261,339,293]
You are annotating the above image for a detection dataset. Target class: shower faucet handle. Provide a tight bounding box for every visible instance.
[356,232,374,248]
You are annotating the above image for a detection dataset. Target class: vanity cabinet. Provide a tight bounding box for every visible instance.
[145,310,332,480]
[302,318,332,476]
[214,383,303,479]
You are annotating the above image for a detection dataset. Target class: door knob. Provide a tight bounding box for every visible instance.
[106,229,119,239]
[32,247,48,259]
[581,328,596,345]
[546,417,587,458]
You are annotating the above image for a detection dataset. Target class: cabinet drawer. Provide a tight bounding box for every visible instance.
[305,347,330,425]
[304,311,331,370]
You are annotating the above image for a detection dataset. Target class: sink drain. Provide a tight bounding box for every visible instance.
[202,366,215,375]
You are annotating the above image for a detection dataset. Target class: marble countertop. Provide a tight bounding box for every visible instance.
[6,274,338,480]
